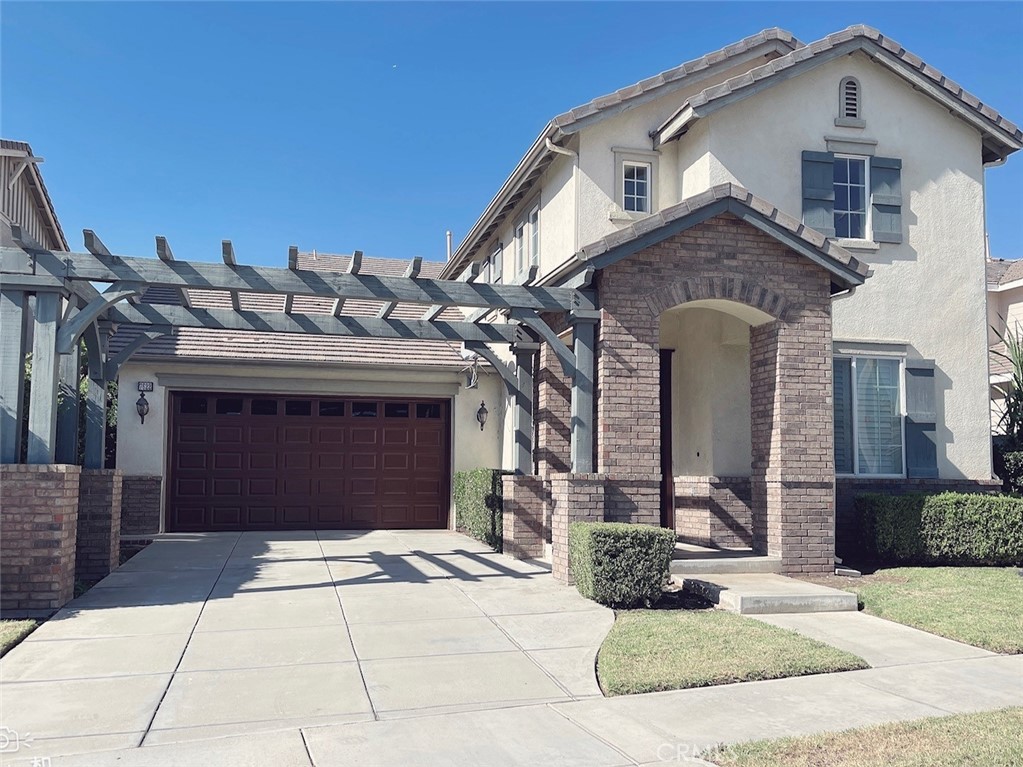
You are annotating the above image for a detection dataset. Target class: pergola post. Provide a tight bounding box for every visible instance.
[569,310,599,473]
[83,322,111,469]
[511,342,539,475]
[55,342,81,464]
[0,289,27,463]
[26,291,61,463]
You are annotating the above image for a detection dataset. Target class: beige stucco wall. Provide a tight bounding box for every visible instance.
[116,359,504,527]
[659,306,754,477]
[676,53,993,480]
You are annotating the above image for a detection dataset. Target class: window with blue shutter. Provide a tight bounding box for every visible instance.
[833,358,854,473]
[802,151,903,244]
[870,156,904,243]
[905,362,938,478]
[801,151,836,237]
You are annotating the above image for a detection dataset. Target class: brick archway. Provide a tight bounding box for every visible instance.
[646,275,790,322]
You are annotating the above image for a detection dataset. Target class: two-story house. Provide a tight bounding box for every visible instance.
[114,25,1020,574]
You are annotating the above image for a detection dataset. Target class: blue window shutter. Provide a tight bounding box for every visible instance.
[833,358,853,473]
[493,246,503,283]
[802,150,836,237]
[871,156,903,244]
[905,362,938,478]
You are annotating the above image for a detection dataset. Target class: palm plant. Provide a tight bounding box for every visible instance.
[992,318,1023,450]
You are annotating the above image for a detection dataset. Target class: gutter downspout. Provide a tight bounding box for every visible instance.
[545,138,580,254]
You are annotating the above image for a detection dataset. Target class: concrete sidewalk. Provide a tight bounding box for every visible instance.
[25,654,1022,766]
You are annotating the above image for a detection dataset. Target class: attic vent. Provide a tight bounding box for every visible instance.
[840,77,860,119]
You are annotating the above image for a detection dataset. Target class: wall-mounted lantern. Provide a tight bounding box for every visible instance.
[136,392,150,425]
[476,400,489,431]
[136,381,154,425]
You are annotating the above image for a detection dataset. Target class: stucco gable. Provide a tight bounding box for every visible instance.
[654,26,1022,164]
[574,183,868,289]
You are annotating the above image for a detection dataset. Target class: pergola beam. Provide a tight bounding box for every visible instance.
[56,282,143,354]
[378,257,422,319]
[104,301,532,344]
[2,246,589,313]
[104,327,174,380]
[221,241,242,311]
[156,236,191,308]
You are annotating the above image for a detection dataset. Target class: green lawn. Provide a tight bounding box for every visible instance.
[596,609,867,696]
[707,707,1023,767]
[810,567,1023,654]
[0,619,37,656]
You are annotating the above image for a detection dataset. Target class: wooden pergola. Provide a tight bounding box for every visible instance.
[0,224,599,476]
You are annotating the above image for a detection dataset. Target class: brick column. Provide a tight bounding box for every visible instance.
[550,473,605,583]
[120,475,162,538]
[0,465,80,616]
[750,307,834,575]
[502,475,545,559]
[76,469,123,584]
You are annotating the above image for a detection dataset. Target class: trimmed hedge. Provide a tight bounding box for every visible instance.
[569,522,676,608]
[453,468,507,552]
[855,492,1023,566]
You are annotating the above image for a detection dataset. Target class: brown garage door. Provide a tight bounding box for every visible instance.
[167,392,450,531]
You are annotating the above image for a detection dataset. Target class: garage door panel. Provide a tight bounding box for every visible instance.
[213,452,243,470]
[214,426,243,443]
[168,393,449,532]
[213,478,242,496]
[249,478,277,495]
[249,453,277,471]
[211,506,242,526]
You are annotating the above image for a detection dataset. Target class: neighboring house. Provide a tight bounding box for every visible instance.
[114,25,1020,572]
[987,257,1023,433]
[1,139,68,252]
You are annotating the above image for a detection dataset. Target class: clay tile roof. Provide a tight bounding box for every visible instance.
[551,27,802,131]
[989,258,1023,287]
[115,254,470,369]
[658,25,1022,156]
[576,182,868,283]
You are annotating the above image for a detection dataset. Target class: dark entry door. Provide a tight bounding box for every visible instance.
[167,392,450,531]
[659,350,675,530]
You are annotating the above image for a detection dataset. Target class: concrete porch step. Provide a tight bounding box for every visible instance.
[670,543,782,575]
[677,573,859,615]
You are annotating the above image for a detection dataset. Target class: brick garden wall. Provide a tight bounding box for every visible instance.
[120,475,162,538]
[0,464,80,616]
[673,476,753,548]
[502,475,545,560]
[76,469,123,584]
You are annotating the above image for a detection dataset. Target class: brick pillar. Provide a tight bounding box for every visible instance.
[120,475,163,538]
[0,465,80,616]
[550,473,605,583]
[76,469,123,584]
[536,319,572,543]
[750,309,834,575]
[502,475,545,560]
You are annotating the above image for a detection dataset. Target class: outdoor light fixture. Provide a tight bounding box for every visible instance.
[136,392,150,425]
[476,400,489,431]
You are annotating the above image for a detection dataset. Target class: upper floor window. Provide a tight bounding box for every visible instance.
[623,162,651,213]
[613,147,658,218]
[833,155,868,239]
[490,244,503,284]
[840,77,860,120]
[515,202,540,275]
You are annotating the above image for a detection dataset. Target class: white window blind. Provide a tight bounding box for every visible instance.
[855,357,903,475]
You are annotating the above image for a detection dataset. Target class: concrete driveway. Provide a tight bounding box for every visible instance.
[0,530,613,760]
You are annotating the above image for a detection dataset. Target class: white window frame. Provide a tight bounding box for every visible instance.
[490,243,503,284]
[833,153,871,243]
[835,354,907,479]
[514,199,540,277]
[612,147,659,219]
[622,161,652,214]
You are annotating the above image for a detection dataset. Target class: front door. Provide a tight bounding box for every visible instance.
[659,349,674,530]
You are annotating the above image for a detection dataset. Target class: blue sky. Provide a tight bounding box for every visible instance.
[3,2,1021,266]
